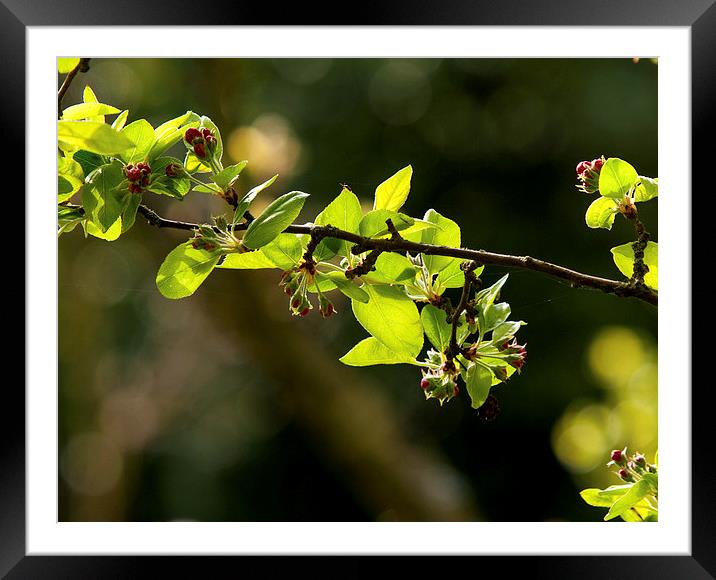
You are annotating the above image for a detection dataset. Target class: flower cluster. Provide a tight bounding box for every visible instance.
[419,350,460,405]
[497,338,528,371]
[279,267,335,318]
[576,156,605,194]
[124,162,151,194]
[608,447,657,483]
[184,127,217,160]
[189,217,241,253]
[463,338,527,376]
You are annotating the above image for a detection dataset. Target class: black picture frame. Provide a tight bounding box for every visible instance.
[6,1,709,577]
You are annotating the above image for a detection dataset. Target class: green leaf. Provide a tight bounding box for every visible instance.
[399,218,441,238]
[481,302,511,333]
[218,251,277,270]
[111,110,129,131]
[213,161,248,191]
[358,209,414,238]
[585,197,619,230]
[58,206,85,236]
[421,304,455,351]
[57,156,84,202]
[605,479,653,521]
[147,157,190,199]
[434,259,483,294]
[58,58,81,73]
[62,103,120,121]
[580,485,632,508]
[154,111,200,141]
[148,111,200,161]
[306,277,337,293]
[635,176,658,202]
[80,86,107,123]
[85,217,122,241]
[156,242,222,299]
[119,119,156,164]
[312,187,363,260]
[374,165,413,212]
[81,161,128,231]
[611,241,658,290]
[465,362,493,409]
[405,209,461,274]
[368,253,416,284]
[120,192,141,234]
[642,472,659,494]
[319,272,370,303]
[191,183,223,194]
[232,175,279,224]
[260,234,303,269]
[475,274,509,308]
[352,285,423,357]
[340,337,420,367]
[491,321,523,345]
[72,150,105,175]
[58,121,134,155]
[598,158,639,199]
[58,176,81,202]
[83,85,98,103]
[242,191,309,249]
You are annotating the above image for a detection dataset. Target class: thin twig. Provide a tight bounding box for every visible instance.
[57,58,91,113]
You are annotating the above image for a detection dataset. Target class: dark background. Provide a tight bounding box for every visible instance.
[58,58,658,522]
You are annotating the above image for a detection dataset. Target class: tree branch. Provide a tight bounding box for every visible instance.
[57,58,91,113]
[90,203,657,306]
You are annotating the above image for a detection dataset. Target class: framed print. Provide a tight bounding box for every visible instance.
[6,0,712,577]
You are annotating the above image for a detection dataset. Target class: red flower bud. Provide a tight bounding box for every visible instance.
[165,163,180,177]
[591,158,604,171]
[618,468,634,482]
[610,449,623,463]
[452,383,459,397]
[291,298,301,309]
[128,183,142,194]
[576,161,591,176]
[300,307,310,317]
[184,128,202,144]
[420,377,431,390]
[193,142,206,158]
[126,167,142,182]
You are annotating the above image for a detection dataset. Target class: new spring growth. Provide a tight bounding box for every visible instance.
[184,127,218,160]
[607,448,657,482]
[190,216,242,253]
[463,337,527,376]
[418,349,460,406]
[124,162,151,194]
[576,156,605,194]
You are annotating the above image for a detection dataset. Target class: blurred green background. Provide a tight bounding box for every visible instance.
[58,58,657,522]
